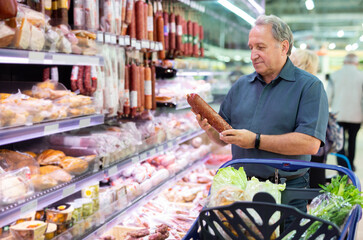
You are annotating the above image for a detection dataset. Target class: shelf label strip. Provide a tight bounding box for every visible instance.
[131,156,139,163]
[62,184,76,198]
[108,166,118,176]
[20,200,38,217]
[79,118,91,128]
[44,124,59,135]
[29,52,45,63]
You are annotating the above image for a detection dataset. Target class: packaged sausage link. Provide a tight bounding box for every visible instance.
[57,0,68,25]
[73,0,85,29]
[85,0,99,32]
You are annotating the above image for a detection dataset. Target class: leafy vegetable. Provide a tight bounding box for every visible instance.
[305,175,363,238]
[210,166,247,196]
[319,175,363,207]
[245,177,286,204]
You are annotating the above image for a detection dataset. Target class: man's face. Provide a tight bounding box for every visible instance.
[248,24,288,81]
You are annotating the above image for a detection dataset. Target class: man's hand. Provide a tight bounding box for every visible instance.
[195,114,212,132]
[220,129,256,149]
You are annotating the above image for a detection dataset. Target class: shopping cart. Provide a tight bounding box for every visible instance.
[184,158,362,240]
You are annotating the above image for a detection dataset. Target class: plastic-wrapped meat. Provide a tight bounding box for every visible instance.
[148,232,169,240]
[126,228,150,238]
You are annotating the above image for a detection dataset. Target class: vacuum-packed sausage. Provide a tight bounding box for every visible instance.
[91,66,98,93]
[84,66,92,94]
[77,66,85,95]
[175,15,182,54]
[156,16,165,59]
[135,0,144,40]
[144,66,152,110]
[130,63,139,117]
[169,13,176,53]
[187,93,232,133]
[124,65,130,116]
[147,2,153,41]
[199,25,204,57]
[70,66,78,91]
[151,65,156,110]
[163,12,169,51]
[192,22,199,57]
[125,0,134,24]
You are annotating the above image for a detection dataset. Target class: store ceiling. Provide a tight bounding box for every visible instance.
[265,0,363,51]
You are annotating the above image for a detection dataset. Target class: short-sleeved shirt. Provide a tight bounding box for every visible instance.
[219,58,329,178]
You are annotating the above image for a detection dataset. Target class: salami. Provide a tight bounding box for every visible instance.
[156,16,165,59]
[135,0,144,41]
[84,66,92,94]
[125,0,134,25]
[43,67,50,81]
[91,66,98,94]
[130,64,139,117]
[199,25,204,57]
[143,2,148,40]
[77,66,85,95]
[147,2,153,41]
[186,20,193,56]
[175,15,182,54]
[139,66,145,111]
[192,22,199,57]
[144,66,152,110]
[151,65,156,110]
[163,12,169,51]
[123,65,130,116]
[70,66,79,92]
[187,93,232,133]
[169,13,176,54]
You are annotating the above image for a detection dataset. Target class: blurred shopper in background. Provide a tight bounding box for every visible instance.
[329,53,363,171]
[290,49,319,76]
[194,15,329,214]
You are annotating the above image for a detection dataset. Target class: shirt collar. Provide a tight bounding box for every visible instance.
[248,57,296,83]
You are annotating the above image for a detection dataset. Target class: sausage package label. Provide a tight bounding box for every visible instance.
[147,16,154,31]
[144,80,152,95]
[130,90,138,108]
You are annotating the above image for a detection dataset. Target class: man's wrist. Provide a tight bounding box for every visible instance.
[255,133,261,149]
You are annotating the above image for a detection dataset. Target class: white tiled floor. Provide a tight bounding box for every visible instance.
[325,129,363,239]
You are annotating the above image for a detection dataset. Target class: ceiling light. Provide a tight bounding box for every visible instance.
[328,43,336,50]
[218,0,256,26]
[337,30,344,38]
[234,55,242,61]
[300,43,307,49]
[345,44,352,51]
[305,0,314,10]
[352,43,359,50]
[248,0,264,14]
[360,35,363,42]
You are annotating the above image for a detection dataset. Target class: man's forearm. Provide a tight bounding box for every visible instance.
[259,132,320,155]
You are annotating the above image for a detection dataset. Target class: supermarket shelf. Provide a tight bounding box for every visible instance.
[80,155,210,240]
[0,114,105,146]
[0,48,104,66]
[0,170,104,227]
[104,129,205,177]
[0,128,204,227]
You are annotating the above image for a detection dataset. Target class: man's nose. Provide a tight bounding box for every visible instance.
[251,51,258,60]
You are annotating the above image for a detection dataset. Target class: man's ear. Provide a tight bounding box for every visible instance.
[281,40,289,55]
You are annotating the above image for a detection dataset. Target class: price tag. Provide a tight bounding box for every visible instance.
[29,52,45,63]
[44,124,59,135]
[62,184,76,197]
[52,54,68,64]
[150,41,155,50]
[156,145,164,152]
[135,41,141,50]
[105,33,111,43]
[159,42,164,51]
[111,34,117,44]
[149,148,156,156]
[119,36,125,46]
[79,118,91,128]
[141,40,148,49]
[21,200,38,216]
[97,31,104,43]
[140,152,148,160]
[108,165,118,176]
[131,156,139,163]
[131,38,136,48]
[125,36,131,45]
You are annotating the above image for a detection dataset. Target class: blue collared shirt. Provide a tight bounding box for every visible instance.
[219,58,329,178]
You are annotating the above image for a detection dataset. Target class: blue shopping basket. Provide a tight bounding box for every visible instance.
[183,158,362,240]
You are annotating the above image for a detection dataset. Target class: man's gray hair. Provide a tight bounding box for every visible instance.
[344,53,359,64]
[255,15,294,56]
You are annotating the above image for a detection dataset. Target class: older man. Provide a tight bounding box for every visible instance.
[195,15,329,213]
